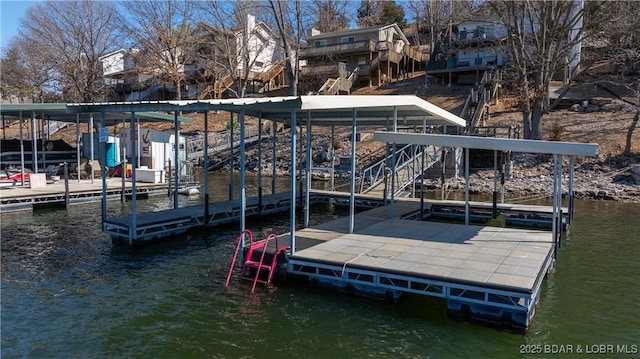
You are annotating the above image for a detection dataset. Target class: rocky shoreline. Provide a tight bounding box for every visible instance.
[222,137,640,203]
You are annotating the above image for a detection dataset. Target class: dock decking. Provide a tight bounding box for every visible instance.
[0,178,167,213]
[106,192,296,244]
[285,202,555,331]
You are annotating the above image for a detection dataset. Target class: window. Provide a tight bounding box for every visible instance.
[254,61,264,67]
[341,36,355,43]
[314,40,327,47]
[358,56,367,65]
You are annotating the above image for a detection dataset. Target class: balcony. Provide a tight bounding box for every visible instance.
[300,39,376,58]
[300,62,348,78]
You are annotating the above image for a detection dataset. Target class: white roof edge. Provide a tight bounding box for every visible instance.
[373,132,598,157]
[299,95,466,127]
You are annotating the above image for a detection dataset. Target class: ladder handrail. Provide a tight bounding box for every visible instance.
[251,232,278,292]
[225,229,253,287]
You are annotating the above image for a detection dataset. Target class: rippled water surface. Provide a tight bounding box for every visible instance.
[1,175,639,358]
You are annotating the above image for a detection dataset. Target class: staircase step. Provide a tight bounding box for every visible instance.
[239,275,269,284]
[243,260,273,270]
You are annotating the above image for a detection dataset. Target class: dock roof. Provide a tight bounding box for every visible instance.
[65,95,466,127]
[374,132,598,156]
[0,103,192,125]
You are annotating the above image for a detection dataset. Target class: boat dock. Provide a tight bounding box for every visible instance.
[0,178,167,213]
[105,192,295,244]
[284,202,555,332]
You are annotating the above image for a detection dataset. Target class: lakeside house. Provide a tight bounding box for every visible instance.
[427,17,508,85]
[99,15,287,101]
[298,23,426,94]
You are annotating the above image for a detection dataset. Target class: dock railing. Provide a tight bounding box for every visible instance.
[359,144,441,196]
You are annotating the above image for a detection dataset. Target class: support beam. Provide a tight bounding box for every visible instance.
[19,111,25,186]
[257,111,263,211]
[305,112,312,228]
[239,109,246,234]
[349,108,357,233]
[31,111,38,173]
[90,114,95,184]
[229,112,234,201]
[100,113,107,228]
[569,155,575,223]
[272,119,277,195]
[204,111,209,224]
[289,109,297,255]
[130,112,137,246]
[76,114,81,181]
[173,111,180,209]
[465,147,470,226]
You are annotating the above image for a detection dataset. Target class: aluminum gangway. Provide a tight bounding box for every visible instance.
[359,144,442,198]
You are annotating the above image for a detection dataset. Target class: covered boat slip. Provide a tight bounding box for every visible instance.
[64,95,467,245]
[0,103,192,186]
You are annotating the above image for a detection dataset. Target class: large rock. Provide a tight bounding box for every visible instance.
[591,97,613,106]
[601,103,623,112]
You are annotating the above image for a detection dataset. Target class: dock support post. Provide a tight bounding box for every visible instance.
[130,112,138,246]
[289,109,297,255]
[90,114,94,184]
[239,109,246,235]
[390,106,398,219]
[63,162,70,207]
[31,111,38,174]
[349,109,357,234]
[257,111,263,212]
[492,150,498,219]
[420,118,426,216]
[19,110,25,186]
[568,155,575,223]
[204,111,209,224]
[331,125,335,191]
[122,153,127,203]
[441,148,446,200]
[557,155,563,248]
[552,154,559,256]
[76,114,81,182]
[100,113,107,228]
[173,111,179,210]
[305,112,312,228]
[229,112,234,201]
[272,119,277,195]
[465,147,470,226]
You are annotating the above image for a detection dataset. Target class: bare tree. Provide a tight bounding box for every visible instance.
[122,0,197,100]
[19,1,122,102]
[490,0,587,140]
[1,36,55,103]
[266,0,311,96]
[583,1,640,156]
[407,0,476,51]
[197,1,274,98]
[311,0,350,33]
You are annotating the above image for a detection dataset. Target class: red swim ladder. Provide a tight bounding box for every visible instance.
[225,230,290,292]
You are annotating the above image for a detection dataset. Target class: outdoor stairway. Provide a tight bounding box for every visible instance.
[225,230,290,292]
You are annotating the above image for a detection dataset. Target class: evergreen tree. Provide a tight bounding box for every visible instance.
[357,0,380,27]
[380,0,406,27]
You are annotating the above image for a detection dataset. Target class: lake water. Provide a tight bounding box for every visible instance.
[1,174,639,358]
